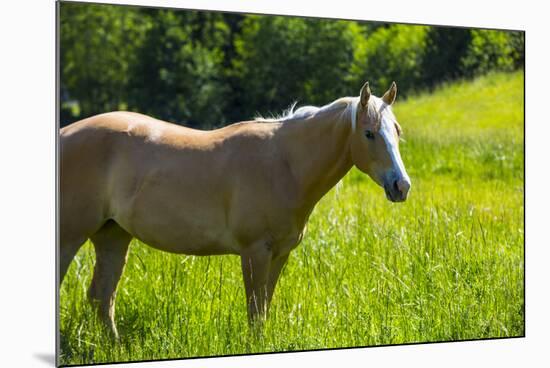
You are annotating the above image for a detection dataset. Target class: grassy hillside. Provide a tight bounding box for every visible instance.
[59,71,524,365]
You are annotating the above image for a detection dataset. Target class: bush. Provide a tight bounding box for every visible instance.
[126,10,230,128]
[60,3,150,125]
[231,16,361,117]
[421,27,472,88]
[461,29,524,77]
[59,3,525,128]
[350,24,429,97]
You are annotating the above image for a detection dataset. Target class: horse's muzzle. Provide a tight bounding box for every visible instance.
[384,178,411,202]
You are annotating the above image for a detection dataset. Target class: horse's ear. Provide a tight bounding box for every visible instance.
[382,81,397,105]
[359,81,371,107]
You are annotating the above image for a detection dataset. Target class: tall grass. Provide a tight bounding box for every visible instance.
[59,71,524,365]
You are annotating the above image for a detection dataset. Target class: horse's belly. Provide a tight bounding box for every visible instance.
[115,189,239,255]
[127,214,239,255]
[137,230,238,255]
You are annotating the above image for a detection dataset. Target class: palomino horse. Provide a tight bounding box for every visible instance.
[59,81,411,338]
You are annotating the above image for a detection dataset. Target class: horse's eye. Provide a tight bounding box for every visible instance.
[365,130,375,140]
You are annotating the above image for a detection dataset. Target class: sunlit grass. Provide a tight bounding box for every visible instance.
[59,71,524,365]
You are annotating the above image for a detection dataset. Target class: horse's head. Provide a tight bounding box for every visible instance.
[350,81,411,202]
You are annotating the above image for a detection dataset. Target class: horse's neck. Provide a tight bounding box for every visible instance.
[276,106,353,208]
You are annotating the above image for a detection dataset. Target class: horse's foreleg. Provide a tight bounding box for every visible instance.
[266,253,290,310]
[240,240,273,327]
[88,221,132,339]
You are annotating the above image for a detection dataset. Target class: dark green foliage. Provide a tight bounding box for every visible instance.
[125,9,230,128]
[461,30,525,77]
[350,24,429,97]
[60,3,150,123]
[421,27,472,87]
[231,17,359,119]
[59,2,524,127]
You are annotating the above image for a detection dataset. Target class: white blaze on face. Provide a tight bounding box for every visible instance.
[378,100,410,185]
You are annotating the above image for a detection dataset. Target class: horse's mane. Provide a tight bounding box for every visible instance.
[253,95,402,136]
[254,97,356,123]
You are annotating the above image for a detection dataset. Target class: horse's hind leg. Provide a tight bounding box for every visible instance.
[59,237,86,285]
[88,220,132,339]
[59,219,93,284]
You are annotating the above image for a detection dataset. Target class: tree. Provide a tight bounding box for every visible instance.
[231,16,361,118]
[349,24,429,97]
[126,9,230,128]
[461,29,524,77]
[59,3,524,128]
[60,3,150,126]
[421,27,472,87]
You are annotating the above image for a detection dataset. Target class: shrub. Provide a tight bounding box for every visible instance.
[350,24,429,97]
[461,29,524,77]
[232,16,361,117]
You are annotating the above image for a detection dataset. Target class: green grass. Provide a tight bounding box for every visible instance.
[59,71,524,365]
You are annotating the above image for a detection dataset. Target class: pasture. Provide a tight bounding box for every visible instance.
[59,71,524,365]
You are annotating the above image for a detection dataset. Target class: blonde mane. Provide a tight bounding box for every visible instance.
[254,97,356,123]
[252,95,401,137]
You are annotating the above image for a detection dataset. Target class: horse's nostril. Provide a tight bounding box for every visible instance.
[393,180,400,193]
